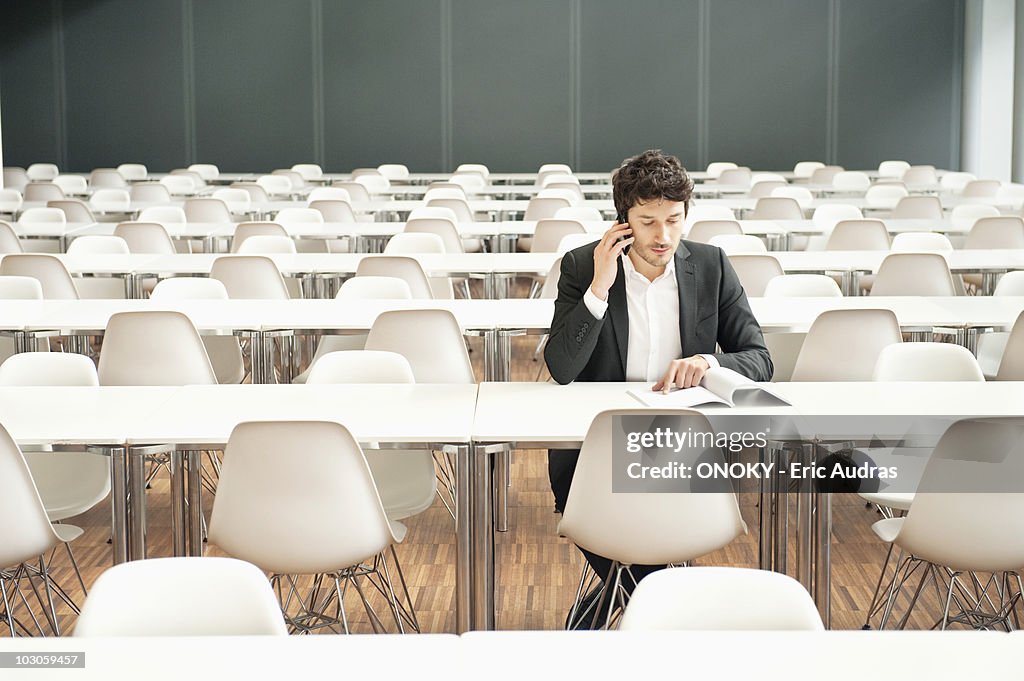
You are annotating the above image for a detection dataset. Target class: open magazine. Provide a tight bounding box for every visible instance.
[627,367,791,408]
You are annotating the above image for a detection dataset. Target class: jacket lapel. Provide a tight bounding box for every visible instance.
[675,242,697,355]
[607,257,629,376]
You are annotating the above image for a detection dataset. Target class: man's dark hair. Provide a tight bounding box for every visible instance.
[612,149,694,218]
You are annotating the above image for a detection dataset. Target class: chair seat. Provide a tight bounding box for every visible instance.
[53,523,84,543]
[871,516,904,544]
[859,491,914,512]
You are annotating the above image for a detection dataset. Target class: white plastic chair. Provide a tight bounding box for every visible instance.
[354,256,435,299]
[763,274,842,297]
[88,189,131,213]
[809,166,844,184]
[256,175,293,198]
[890,232,954,252]
[116,164,147,181]
[832,171,871,192]
[791,309,902,381]
[793,161,824,179]
[211,256,291,299]
[53,174,88,195]
[97,310,217,386]
[26,163,59,181]
[290,164,323,181]
[159,175,196,196]
[891,195,943,220]
[878,160,910,178]
[3,167,30,191]
[67,235,130,255]
[961,180,1001,198]
[138,206,187,224]
[0,254,79,299]
[555,206,604,222]
[0,190,24,215]
[272,169,306,191]
[864,184,909,210]
[47,199,95,224]
[19,207,66,225]
[23,183,65,202]
[207,420,411,633]
[383,232,446,254]
[236,235,297,254]
[873,342,984,381]
[620,567,823,631]
[74,557,286,636]
[727,254,784,297]
[531,219,586,253]
[423,187,466,202]
[0,275,42,298]
[950,204,1000,232]
[307,187,351,204]
[354,173,390,194]
[708,234,767,254]
[377,164,409,181]
[130,182,171,203]
[525,197,572,221]
[871,253,956,296]
[231,182,270,203]
[716,168,751,187]
[556,233,601,254]
[705,162,737,179]
[770,186,813,209]
[187,164,219,181]
[686,220,742,244]
[750,197,803,220]
[365,309,475,383]
[211,188,252,214]
[184,198,232,224]
[825,219,890,250]
[537,188,581,203]
[900,165,938,187]
[964,216,1024,249]
[994,310,1024,380]
[749,181,787,199]
[0,221,23,254]
[309,199,358,223]
[404,217,463,253]
[426,198,475,223]
[88,169,126,189]
[684,204,736,229]
[230,222,288,253]
[558,409,746,628]
[454,163,488,179]
[333,181,370,202]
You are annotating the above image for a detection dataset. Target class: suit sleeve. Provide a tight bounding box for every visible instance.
[710,248,774,382]
[544,249,607,385]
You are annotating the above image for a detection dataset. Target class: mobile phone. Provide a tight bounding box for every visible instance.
[616,209,631,255]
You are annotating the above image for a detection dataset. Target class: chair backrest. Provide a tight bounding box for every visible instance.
[208,420,395,575]
[684,204,736,228]
[355,256,434,299]
[793,161,824,179]
[97,310,217,385]
[0,189,24,214]
[555,206,604,222]
[0,422,62,568]
[89,189,131,212]
[210,255,291,299]
[24,183,65,201]
[455,163,489,178]
[256,174,292,197]
[541,173,580,188]
[364,309,475,383]
[993,271,1024,297]
[290,163,323,181]
[716,168,751,187]
[686,220,742,244]
[376,163,409,181]
[211,188,251,213]
[424,187,466,202]
[67,235,131,255]
[811,204,864,232]
[27,163,59,181]
[540,256,563,298]
[891,195,943,219]
[748,180,787,199]
[53,174,88,195]
[3,167,30,191]
[832,171,871,191]
[306,350,415,384]
[749,197,803,220]
[524,196,572,221]
[894,417,1024,572]
[864,184,908,209]
[707,234,767,254]
[531,219,586,253]
[231,182,270,203]
[763,274,842,297]
[964,216,1024,249]
[870,252,956,296]
[88,168,127,188]
[352,174,389,194]
[307,187,351,204]
[0,254,79,299]
[889,231,954,252]
[335,275,413,300]
[0,221,23,254]
[900,165,938,186]
[872,342,984,381]
[558,409,745,565]
[938,171,975,191]
[384,232,446,254]
[790,309,902,381]
[116,163,147,181]
[808,166,844,184]
[705,162,737,179]
[129,182,172,203]
[727,255,784,297]
[273,208,324,228]
[949,203,1000,232]
[619,567,824,631]
[408,206,460,223]
[184,198,232,224]
[537,187,581,203]
[995,310,1024,380]
[159,175,196,196]
[824,219,890,250]
[309,199,358,223]
[47,199,95,223]
[404,217,463,253]
[236,235,297,254]
[556,233,601,254]
[138,206,186,224]
[0,275,42,299]
[426,198,474,223]
[770,186,812,209]
[187,164,220,181]
[272,169,306,190]
[230,222,288,253]
[877,160,910,178]
[961,179,1001,197]
[450,172,487,190]
[74,556,287,636]
[150,277,230,301]
[0,352,99,386]
[333,181,370,202]
[20,207,66,224]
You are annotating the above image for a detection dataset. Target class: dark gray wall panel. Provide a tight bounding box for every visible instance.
[192,0,315,170]
[578,0,701,173]
[322,0,443,172]
[0,2,62,168]
[62,0,186,171]
[451,0,572,172]
[836,0,960,170]
[708,0,830,170]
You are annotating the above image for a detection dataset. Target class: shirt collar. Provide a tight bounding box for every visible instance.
[622,251,676,284]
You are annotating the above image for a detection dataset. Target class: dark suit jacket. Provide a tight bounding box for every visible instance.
[544,239,773,383]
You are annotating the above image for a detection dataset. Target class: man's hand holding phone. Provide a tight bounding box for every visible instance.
[589,220,633,302]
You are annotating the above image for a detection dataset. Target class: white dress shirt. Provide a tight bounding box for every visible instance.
[583,253,719,382]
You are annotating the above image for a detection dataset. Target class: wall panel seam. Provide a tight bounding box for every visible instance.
[53,0,67,168]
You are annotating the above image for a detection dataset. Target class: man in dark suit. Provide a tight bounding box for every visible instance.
[544,149,772,627]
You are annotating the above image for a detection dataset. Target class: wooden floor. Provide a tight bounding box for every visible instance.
[1,305,1000,635]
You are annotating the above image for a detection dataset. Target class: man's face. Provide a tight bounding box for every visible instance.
[625,199,686,269]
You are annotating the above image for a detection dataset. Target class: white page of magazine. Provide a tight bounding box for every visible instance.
[627,367,790,408]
